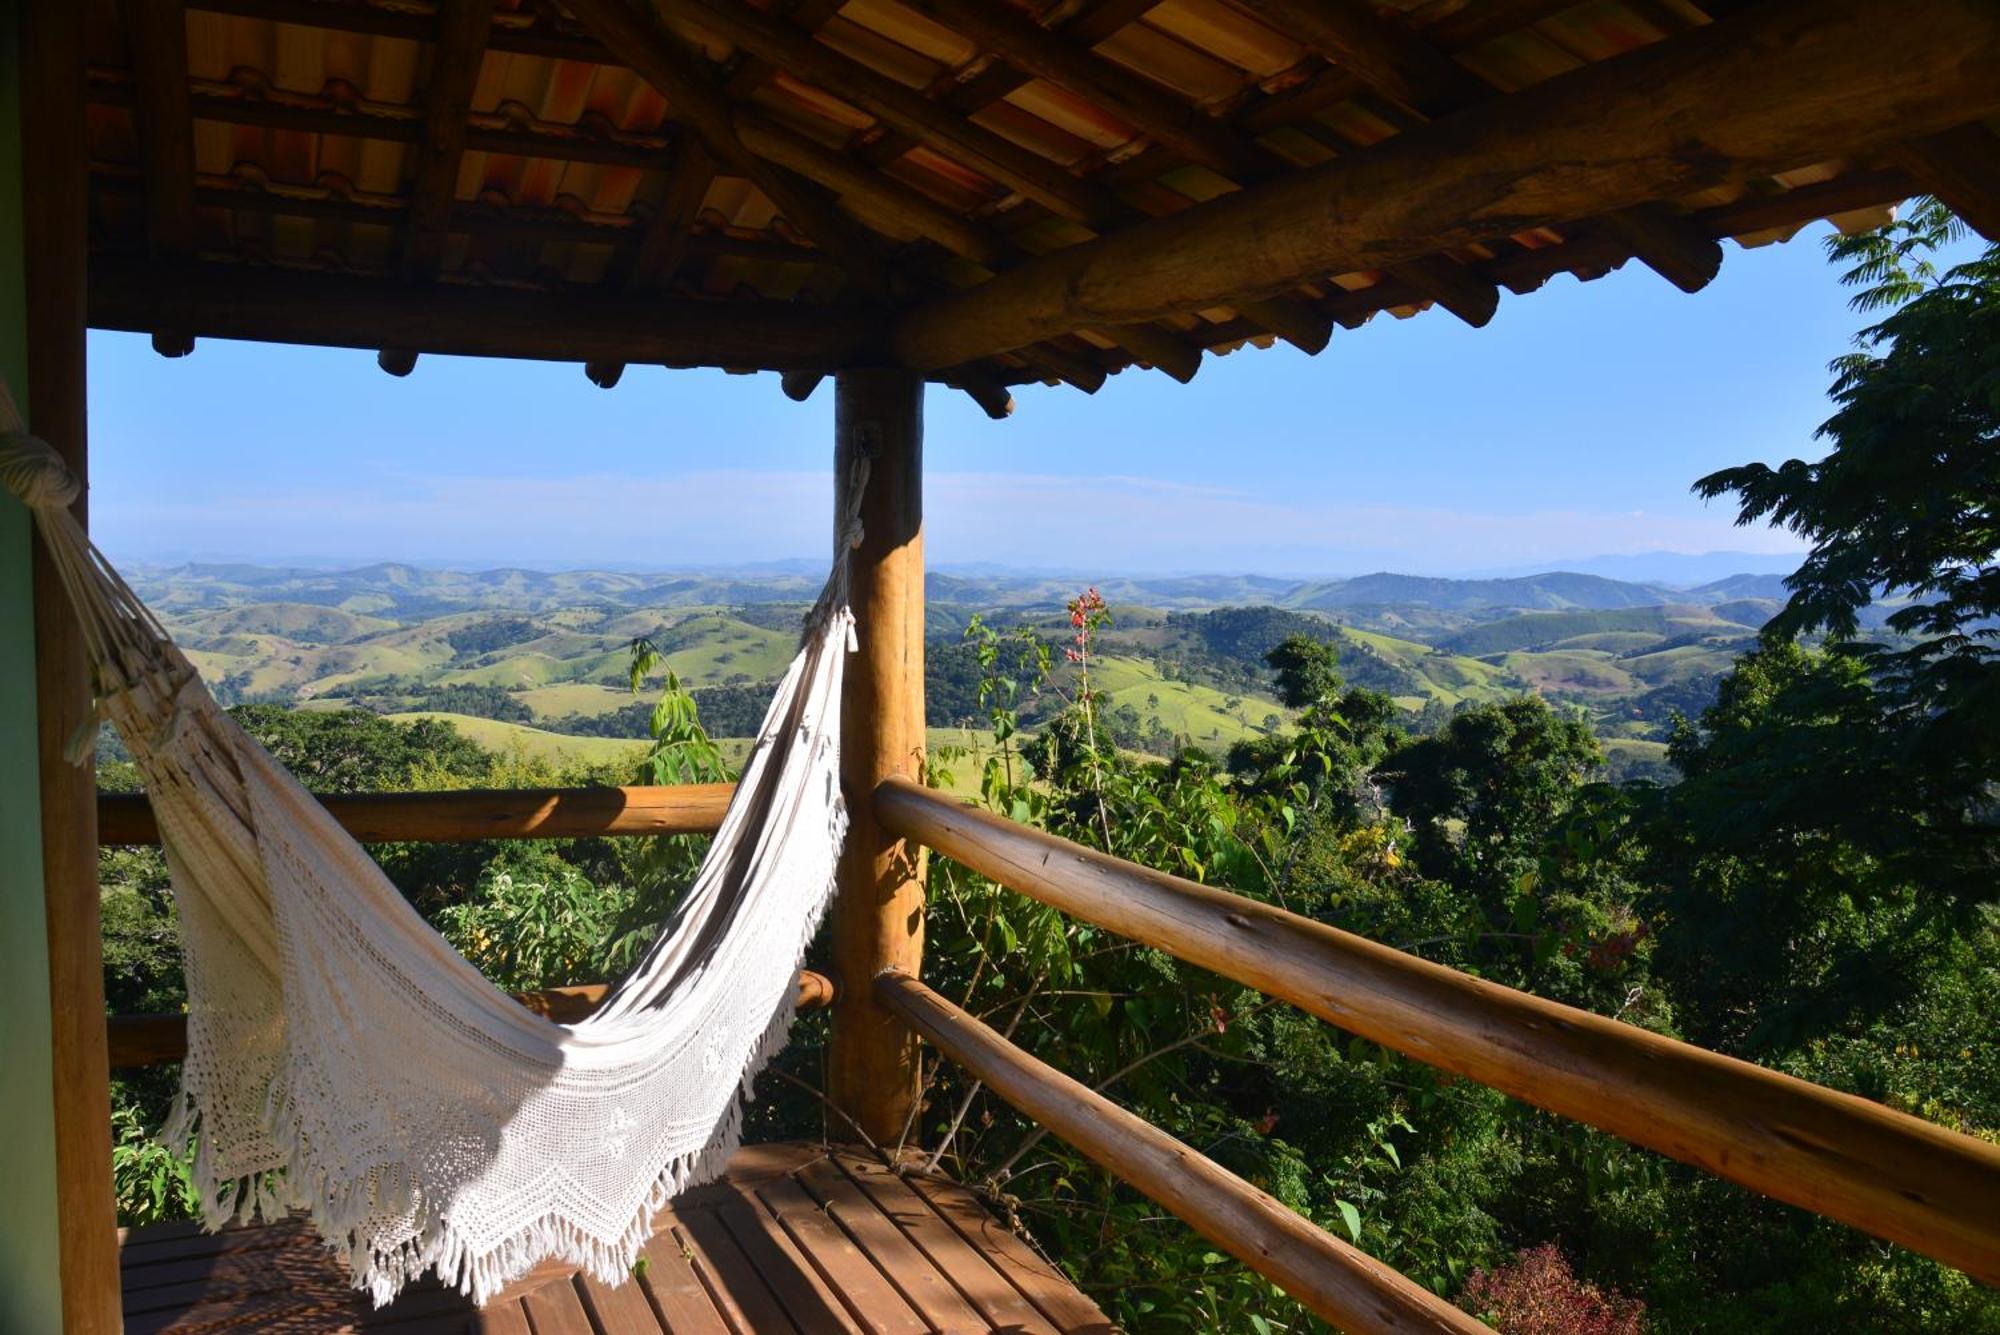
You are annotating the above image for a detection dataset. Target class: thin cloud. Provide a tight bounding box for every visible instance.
[97,468,1797,575]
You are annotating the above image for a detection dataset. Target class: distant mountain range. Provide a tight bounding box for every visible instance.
[126,560,1802,620]
[1465,550,1802,586]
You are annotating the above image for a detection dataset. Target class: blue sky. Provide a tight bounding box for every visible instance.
[86,222,1902,577]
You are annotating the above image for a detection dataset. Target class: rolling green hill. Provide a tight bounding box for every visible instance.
[136,563,1805,781]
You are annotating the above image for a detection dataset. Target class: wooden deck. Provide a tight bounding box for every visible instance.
[119,1144,1113,1334]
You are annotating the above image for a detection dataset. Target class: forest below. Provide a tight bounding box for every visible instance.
[97,207,1997,1332]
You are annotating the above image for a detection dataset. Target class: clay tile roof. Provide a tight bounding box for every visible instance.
[79,0,2000,410]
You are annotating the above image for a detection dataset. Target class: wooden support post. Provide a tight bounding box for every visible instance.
[827,368,926,1146]
[21,0,120,1328]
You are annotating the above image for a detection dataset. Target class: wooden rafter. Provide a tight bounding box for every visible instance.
[1892,122,2000,240]
[1385,255,1500,328]
[380,0,491,375]
[563,0,890,298]
[654,0,1121,227]
[887,0,2000,368]
[86,82,679,171]
[899,0,1270,179]
[735,116,1008,267]
[1243,0,1721,300]
[401,0,490,282]
[1231,0,1487,116]
[585,141,720,389]
[118,0,197,356]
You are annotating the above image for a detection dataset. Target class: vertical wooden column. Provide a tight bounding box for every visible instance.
[827,368,927,1146]
[22,0,120,1328]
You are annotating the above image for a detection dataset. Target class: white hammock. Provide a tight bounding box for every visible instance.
[1,398,863,1308]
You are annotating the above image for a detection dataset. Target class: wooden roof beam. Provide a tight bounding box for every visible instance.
[103,83,679,171]
[401,0,490,283]
[1385,255,1498,327]
[1242,0,1725,299]
[185,0,622,64]
[936,366,1016,420]
[1892,122,2000,239]
[381,0,492,376]
[900,0,1272,179]
[736,115,1012,267]
[888,0,2000,368]
[1595,204,1724,295]
[90,257,886,369]
[587,138,717,391]
[1229,0,1487,116]
[119,0,198,357]
[1101,322,1201,383]
[563,0,890,298]
[655,0,1122,227]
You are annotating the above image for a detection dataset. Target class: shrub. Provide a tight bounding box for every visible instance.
[1459,1244,1645,1334]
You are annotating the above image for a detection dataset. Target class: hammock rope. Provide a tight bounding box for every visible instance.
[2,393,865,1308]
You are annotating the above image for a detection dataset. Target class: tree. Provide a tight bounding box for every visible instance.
[1387,696,1602,886]
[1649,643,1957,1049]
[229,705,492,792]
[1695,198,2000,826]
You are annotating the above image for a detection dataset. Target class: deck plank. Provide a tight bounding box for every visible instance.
[636,1228,733,1333]
[574,1270,667,1335]
[833,1153,1062,1335]
[753,1175,931,1335]
[793,1156,996,1332]
[518,1279,597,1335]
[900,1172,1117,1334]
[674,1212,798,1333]
[120,1143,1111,1334]
[715,1193,864,1333]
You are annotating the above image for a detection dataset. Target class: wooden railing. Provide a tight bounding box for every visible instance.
[873,776,2000,1302]
[97,782,735,844]
[109,971,834,1067]
[99,782,743,1066]
[879,972,1484,1332]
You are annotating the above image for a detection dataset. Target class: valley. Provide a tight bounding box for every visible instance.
[128,561,1807,782]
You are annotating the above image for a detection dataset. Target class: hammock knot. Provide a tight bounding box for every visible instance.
[0,431,83,511]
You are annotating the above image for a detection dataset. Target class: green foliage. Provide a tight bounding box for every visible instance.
[446,617,542,657]
[110,1095,198,1227]
[1696,197,2000,812]
[1388,696,1603,891]
[438,864,634,992]
[229,704,493,793]
[629,637,732,785]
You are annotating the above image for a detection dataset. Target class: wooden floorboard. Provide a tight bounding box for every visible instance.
[118,1143,1112,1334]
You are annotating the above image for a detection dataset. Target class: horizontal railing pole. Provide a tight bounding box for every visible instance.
[107,969,835,1068]
[875,778,2000,1284]
[97,783,735,845]
[877,971,1483,1333]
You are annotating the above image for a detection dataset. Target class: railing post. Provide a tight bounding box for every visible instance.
[827,367,926,1145]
